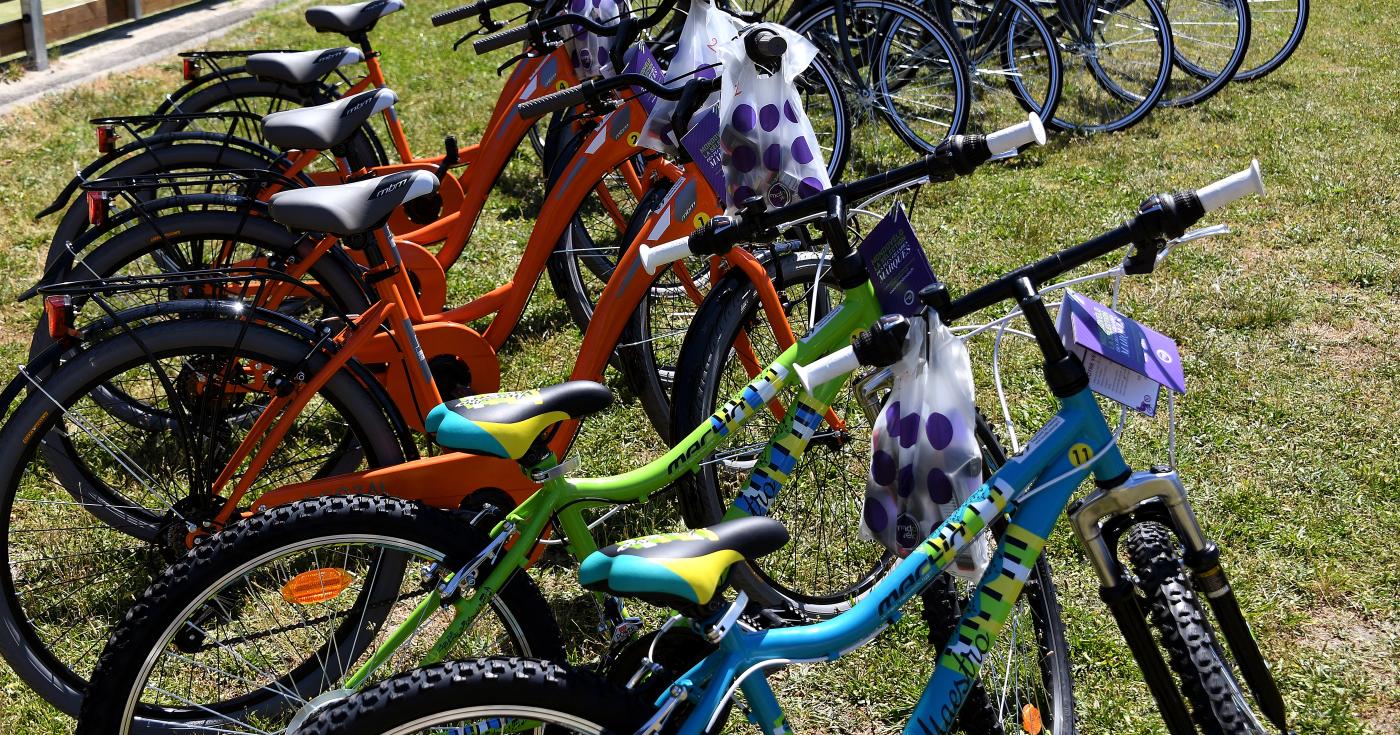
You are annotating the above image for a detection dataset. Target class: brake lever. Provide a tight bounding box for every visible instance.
[1168,223,1231,245]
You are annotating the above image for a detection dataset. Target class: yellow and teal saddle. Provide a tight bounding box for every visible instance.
[579,517,790,608]
[425,381,613,460]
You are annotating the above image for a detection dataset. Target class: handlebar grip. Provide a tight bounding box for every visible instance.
[474,23,532,53]
[432,2,481,26]
[1196,159,1264,212]
[794,346,861,394]
[985,113,1047,156]
[517,85,588,119]
[639,236,692,275]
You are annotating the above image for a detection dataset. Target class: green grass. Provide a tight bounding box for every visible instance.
[0,0,1397,732]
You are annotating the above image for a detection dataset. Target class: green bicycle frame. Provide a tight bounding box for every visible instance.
[342,278,885,689]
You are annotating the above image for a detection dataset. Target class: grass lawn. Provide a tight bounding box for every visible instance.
[0,0,1396,732]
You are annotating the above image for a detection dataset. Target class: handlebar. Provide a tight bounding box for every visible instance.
[637,114,1048,273]
[941,162,1266,325]
[517,73,720,119]
[432,0,524,27]
[793,162,1267,397]
[474,21,541,53]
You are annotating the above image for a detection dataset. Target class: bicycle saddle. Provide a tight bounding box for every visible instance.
[425,382,613,460]
[246,47,364,86]
[267,170,438,235]
[261,87,396,151]
[579,518,790,608]
[305,0,404,35]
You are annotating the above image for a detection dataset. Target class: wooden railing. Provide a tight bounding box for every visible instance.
[1,0,209,70]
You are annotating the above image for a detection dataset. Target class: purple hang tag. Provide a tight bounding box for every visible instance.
[623,45,666,114]
[1057,290,1186,416]
[856,203,937,317]
[679,105,726,203]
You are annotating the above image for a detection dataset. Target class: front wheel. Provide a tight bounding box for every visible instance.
[78,497,564,734]
[300,657,649,735]
[1048,0,1174,134]
[1127,521,1273,734]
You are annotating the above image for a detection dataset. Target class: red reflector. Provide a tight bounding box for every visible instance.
[44,296,74,342]
[183,58,198,80]
[96,125,117,154]
[86,190,108,227]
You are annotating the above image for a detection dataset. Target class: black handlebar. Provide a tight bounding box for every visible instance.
[745,28,786,74]
[474,21,537,52]
[516,73,720,119]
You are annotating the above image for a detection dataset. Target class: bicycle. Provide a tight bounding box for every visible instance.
[1036,0,1176,133]
[0,56,859,716]
[73,120,1052,734]
[1234,0,1306,81]
[289,161,1286,735]
[1156,0,1251,108]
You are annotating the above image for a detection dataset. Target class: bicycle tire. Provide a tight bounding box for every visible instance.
[1047,0,1174,134]
[43,142,285,272]
[792,0,971,169]
[925,0,1064,133]
[922,553,1077,735]
[1234,0,1306,81]
[670,250,890,615]
[78,495,563,734]
[1158,0,1251,108]
[0,318,403,716]
[300,656,649,735]
[161,76,385,169]
[1127,521,1272,734]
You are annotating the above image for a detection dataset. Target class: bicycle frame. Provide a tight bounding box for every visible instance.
[662,385,1130,735]
[337,278,885,690]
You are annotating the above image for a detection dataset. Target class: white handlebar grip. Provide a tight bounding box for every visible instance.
[638,236,692,275]
[985,113,1047,156]
[1196,159,1265,213]
[793,346,861,394]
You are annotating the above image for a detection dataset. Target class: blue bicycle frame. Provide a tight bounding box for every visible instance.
[663,386,1128,735]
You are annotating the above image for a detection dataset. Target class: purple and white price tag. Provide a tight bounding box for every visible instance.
[679,104,726,204]
[1056,290,1186,415]
[622,45,666,114]
[856,203,937,317]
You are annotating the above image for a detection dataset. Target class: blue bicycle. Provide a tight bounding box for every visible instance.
[299,163,1286,735]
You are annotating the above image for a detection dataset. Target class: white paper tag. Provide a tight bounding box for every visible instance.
[1075,346,1161,415]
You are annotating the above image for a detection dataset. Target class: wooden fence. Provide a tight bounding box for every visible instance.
[2,0,206,70]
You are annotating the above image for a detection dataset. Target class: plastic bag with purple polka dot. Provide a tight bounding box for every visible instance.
[636,0,742,154]
[714,22,830,213]
[564,0,628,81]
[862,312,989,579]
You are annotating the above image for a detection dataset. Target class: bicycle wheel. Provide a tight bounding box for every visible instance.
[670,251,892,616]
[1127,522,1273,734]
[162,75,385,169]
[1046,0,1174,133]
[0,318,403,716]
[926,0,1064,134]
[299,657,650,735]
[923,553,1076,735]
[42,142,286,273]
[793,0,971,175]
[1158,0,1250,107]
[78,496,563,734]
[1234,0,1306,81]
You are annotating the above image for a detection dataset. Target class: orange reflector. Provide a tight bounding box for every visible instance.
[86,190,108,226]
[96,125,117,154]
[280,568,355,604]
[1021,703,1042,735]
[183,58,198,80]
[44,295,75,342]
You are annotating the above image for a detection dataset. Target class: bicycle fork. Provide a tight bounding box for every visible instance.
[1068,467,1289,734]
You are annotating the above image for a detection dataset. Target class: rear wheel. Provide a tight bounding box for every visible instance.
[1158,0,1251,108]
[77,497,563,734]
[0,319,402,716]
[1047,0,1174,133]
[1235,0,1306,80]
